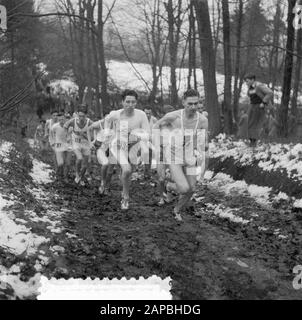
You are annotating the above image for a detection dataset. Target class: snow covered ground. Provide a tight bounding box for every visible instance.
[50,59,301,106]
[0,140,73,299]
[210,134,302,182]
[194,170,291,239]
[29,158,53,184]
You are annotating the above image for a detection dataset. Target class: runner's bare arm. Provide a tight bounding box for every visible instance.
[140,112,151,140]
[34,127,39,142]
[49,126,55,145]
[63,118,74,130]
[44,122,49,138]
[152,112,178,130]
[104,112,116,130]
[200,116,209,171]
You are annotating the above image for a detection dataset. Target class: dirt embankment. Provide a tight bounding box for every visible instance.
[209,157,302,199]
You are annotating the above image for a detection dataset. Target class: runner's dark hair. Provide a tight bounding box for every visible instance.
[244,74,256,81]
[51,109,58,115]
[121,89,138,101]
[183,89,200,99]
[78,104,88,114]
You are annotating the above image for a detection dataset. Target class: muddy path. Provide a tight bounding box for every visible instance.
[38,163,302,300]
[1,135,301,299]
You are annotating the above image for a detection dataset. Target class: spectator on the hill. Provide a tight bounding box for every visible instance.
[244,74,273,147]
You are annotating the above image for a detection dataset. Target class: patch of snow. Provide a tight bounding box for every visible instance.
[293,199,302,209]
[29,159,53,184]
[27,139,35,149]
[0,273,41,299]
[0,195,49,256]
[210,137,302,182]
[206,203,250,224]
[274,192,290,202]
[205,170,290,207]
[0,141,13,163]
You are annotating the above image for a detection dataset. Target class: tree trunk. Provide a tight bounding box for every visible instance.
[271,0,281,93]
[192,13,197,90]
[212,0,221,61]
[88,0,101,117]
[193,0,221,136]
[164,0,182,107]
[222,0,233,134]
[277,0,296,137]
[291,28,302,117]
[187,2,194,89]
[233,0,243,124]
[85,1,93,109]
[78,0,86,103]
[98,0,109,117]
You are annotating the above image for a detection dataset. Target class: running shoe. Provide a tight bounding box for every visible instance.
[103,188,111,196]
[75,175,81,184]
[164,192,174,203]
[194,211,202,218]
[174,213,183,222]
[121,198,129,210]
[174,208,183,221]
[158,198,165,206]
[98,184,105,195]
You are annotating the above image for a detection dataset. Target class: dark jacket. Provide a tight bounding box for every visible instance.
[253,82,274,107]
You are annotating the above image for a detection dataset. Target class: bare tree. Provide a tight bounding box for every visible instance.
[193,0,221,136]
[164,0,186,106]
[211,0,221,61]
[187,0,197,89]
[291,2,302,118]
[222,0,233,134]
[268,0,282,93]
[97,0,111,116]
[277,0,297,137]
[135,0,167,104]
[232,0,243,124]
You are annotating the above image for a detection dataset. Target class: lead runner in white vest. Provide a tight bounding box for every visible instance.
[152,89,208,222]
[104,90,150,211]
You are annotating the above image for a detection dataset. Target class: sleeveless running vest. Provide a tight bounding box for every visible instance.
[72,118,90,149]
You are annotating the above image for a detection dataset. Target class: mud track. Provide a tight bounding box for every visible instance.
[40,165,301,300]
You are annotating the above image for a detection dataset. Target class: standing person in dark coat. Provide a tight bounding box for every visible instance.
[244,74,273,146]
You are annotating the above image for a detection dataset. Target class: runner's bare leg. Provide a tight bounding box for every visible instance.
[169,164,193,218]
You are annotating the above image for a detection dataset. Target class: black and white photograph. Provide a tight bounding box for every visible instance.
[0,0,302,301]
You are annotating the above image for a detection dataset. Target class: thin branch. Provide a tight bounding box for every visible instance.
[8,12,96,24]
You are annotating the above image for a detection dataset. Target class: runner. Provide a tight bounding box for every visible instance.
[34,119,47,152]
[104,89,150,210]
[88,117,115,195]
[64,105,93,185]
[50,113,73,183]
[143,107,157,178]
[153,89,208,221]
[156,105,175,206]
[44,110,58,149]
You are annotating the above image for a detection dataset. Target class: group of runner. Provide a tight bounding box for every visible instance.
[34,88,209,221]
